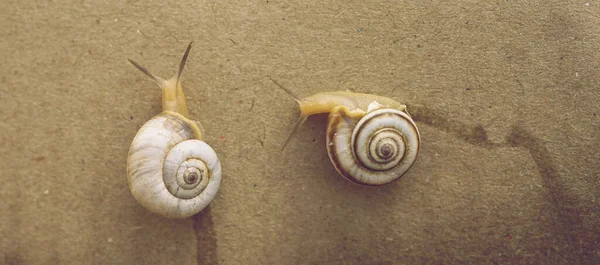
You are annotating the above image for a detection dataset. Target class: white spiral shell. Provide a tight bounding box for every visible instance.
[326,102,420,186]
[127,112,221,218]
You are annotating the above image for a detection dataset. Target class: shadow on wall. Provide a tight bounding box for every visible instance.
[408,104,599,263]
[193,206,218,265]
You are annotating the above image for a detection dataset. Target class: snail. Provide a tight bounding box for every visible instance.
[270,78,420,186]
[126,43,221,218]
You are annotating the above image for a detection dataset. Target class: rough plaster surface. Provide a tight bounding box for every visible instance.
[1,0,599,264]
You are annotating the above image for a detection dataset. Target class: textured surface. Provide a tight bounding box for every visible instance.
[2,0,600,264]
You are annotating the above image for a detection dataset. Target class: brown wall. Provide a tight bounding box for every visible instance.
[2,1,599,264]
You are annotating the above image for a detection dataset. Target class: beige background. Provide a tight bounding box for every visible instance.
[2,0,600,264]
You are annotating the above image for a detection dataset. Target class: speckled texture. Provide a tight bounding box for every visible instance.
[1,0,599,264]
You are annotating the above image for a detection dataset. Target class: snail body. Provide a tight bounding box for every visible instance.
[271,79,420,186]
[127,43,221,218]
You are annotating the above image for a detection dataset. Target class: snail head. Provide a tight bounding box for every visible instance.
[269,78,309,151]
[129,42,194,118]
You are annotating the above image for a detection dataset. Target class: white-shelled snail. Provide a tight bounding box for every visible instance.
[126,43,221,218]
[271,79,420,186]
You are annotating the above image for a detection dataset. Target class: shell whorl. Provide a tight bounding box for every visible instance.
[127,111,221,218]
[326,103,420,186]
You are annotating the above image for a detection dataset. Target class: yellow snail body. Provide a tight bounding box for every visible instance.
[127,43,221,218]
[271,79,420,186]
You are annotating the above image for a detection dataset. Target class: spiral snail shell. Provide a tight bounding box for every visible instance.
[271,79,420,186]
[127,43,221,218]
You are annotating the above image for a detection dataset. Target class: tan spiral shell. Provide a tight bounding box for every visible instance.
[127,111,222,218]
[326,102,420,186]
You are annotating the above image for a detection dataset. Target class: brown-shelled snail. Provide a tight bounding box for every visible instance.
[126,43,221,218]
[271,78,420,186]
